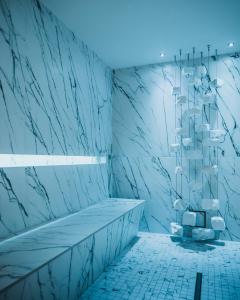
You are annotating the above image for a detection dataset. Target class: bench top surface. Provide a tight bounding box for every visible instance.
[0,198,144,292]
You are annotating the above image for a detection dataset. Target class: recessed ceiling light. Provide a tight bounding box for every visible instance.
[160,52,165,57]
[228,42,234,47]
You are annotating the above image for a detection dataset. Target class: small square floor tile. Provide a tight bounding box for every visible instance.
[80,232,240,300]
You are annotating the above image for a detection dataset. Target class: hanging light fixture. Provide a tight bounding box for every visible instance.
[170,45,226,242]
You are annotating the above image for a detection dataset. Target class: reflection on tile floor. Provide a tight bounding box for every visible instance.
[80,232,240,300]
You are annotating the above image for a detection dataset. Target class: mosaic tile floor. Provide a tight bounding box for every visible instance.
[80,232,240,300]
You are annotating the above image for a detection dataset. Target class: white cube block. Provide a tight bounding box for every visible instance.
[170,222,183,236]
[211,217,226,231]
[211,78,224,88]
[182,211,196,226]
[175,166,183,175]
[182,138,192,147]
[176,127,187,136]
[192,228,215,240]
[170,143,181,153]
[173,199,185,211]
[201,199,219,211]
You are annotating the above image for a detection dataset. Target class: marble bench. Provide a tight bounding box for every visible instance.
[0,198,144,300]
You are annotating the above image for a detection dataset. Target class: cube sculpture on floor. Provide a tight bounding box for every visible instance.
[170,222,183,237]
[182,211,196,226]
[211,216,225,231]
[201,198,220,211]
[192,228,215,241]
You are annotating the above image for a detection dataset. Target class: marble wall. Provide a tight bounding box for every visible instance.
[0,0,112,240]
[112,54,240,240]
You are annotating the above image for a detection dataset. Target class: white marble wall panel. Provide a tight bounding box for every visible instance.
[112,155,176,233]
[219,157,240,240]
[112,55,240,240]
[0,164,108,240]
[0,0,112,239]
[0,0,112,156]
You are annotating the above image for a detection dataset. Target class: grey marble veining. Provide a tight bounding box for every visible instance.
[0,199,144,294]
[0,163,108,241]
[0,0,112,156]
[112,55,240,240]
[0,0,112,240]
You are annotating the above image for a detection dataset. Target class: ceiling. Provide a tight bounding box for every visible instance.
[42,0,240,69]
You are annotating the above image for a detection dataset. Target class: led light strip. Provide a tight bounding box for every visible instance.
[0,154,107,168]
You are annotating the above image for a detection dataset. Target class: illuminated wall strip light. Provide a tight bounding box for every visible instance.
[0,154,107,168]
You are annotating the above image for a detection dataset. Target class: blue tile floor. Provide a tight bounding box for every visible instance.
[80,232,240,300]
